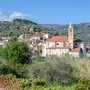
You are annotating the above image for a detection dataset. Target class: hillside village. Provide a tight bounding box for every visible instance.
[0,20,90,58]
[18,27,51,57]
[18,22,88,58]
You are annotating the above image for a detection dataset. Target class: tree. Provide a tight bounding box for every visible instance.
[10,36,18,42]
[0,47,4,59]
[4,42,31,64]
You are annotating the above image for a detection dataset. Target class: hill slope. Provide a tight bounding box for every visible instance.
[0,18,50,37]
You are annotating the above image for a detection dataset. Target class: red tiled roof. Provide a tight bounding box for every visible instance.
[32,32,41,37]
[71,47,80,52]
[87,46,90,49]
[35,32,40,34]
[46,36,68,42]
[29,44,37,47]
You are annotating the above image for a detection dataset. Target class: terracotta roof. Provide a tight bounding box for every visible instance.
[32,32,42,37]
[29,44,37,47]
[46,36,68,42]
[87,46,90,49]
[35,32,41,35]
[47,47,69,49]
[32,34,41,37]
[71,47,80,52]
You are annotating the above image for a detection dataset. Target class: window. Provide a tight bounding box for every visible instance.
[75,43,78,45]
[56,43,59,45]
[80,49,83,53]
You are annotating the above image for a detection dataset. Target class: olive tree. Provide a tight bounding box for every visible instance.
[4,41,31,64]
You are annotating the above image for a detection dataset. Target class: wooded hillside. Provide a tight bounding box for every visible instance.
[0,18,50,37]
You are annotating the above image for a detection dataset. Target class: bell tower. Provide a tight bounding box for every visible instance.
[68,21,74,50]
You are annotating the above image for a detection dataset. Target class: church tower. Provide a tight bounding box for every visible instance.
[68,21,74,50]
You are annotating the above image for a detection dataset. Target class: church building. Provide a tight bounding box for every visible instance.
[42,22,86,57]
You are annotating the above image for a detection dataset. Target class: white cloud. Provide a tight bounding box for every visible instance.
[10,12,30,19]
[0,11,30,21]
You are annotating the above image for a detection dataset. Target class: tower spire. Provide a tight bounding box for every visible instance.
[68,21,74,50]
[69,21,72,27]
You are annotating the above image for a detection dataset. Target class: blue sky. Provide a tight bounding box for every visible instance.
[0,0,90,24]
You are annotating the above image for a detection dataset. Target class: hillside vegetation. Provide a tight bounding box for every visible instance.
[0,41,90,90]
[0,18,55,37]
[0,54,90,90]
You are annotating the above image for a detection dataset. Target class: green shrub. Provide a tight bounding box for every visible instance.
[21,79,32,89]
[29,56,77,84]
[75,79,90,90]
[0,65,14,75]
[35,79,46,86]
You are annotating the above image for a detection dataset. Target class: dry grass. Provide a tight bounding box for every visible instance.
[0,75,21,90]
[63,56,90,80]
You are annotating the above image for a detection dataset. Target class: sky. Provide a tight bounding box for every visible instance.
[0,0,90,24]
